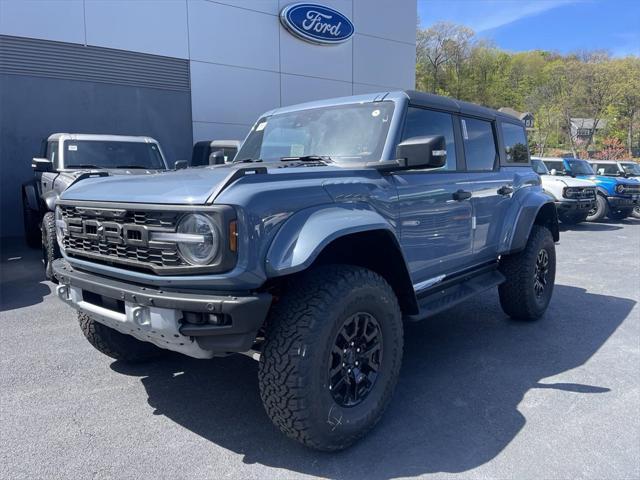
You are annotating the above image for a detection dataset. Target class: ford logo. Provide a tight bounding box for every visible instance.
[280,3,354,45]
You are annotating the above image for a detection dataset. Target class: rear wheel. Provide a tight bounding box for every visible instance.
[258,265,403,451]
[22,193,41,249]
[78,313,166,363]
[586,194,608,222]
[499,225,556,321]
[41,211,60,282]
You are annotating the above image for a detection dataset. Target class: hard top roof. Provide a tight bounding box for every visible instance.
[47,133,159,143]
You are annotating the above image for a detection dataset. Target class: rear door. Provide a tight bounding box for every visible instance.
[460,118,520,261]
[392,106,473,287]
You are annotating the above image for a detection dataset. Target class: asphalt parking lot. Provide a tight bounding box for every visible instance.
[1,220,639,480]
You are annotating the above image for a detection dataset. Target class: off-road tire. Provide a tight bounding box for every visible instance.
[586,194,608,222]
[607,208,631,221]
[498,225,556,321]
[22,193,41,249]
[558,211,588,225]
[632,205,640,219]
[78,312,165,363]
[41,211,60,282]
[258,265,403,451]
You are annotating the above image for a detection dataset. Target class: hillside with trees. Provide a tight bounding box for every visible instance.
[416,22,640,159]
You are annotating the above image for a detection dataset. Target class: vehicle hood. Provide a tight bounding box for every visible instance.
[577,174,637,186]
[540,175,595,188]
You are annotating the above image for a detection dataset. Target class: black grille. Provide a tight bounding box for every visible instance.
[565,187,596,200]
[60,205,184,271]
[622,184,640,195]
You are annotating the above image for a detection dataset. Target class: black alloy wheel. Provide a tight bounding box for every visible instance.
[328,312,383,407]
[533,248,550,299]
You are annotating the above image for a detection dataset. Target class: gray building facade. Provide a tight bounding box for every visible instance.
[0,0,416,237]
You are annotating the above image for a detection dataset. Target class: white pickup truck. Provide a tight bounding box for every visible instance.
[531,157,597,224]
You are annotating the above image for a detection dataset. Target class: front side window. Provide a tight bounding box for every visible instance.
[461,117,497,171]
[593,163,621,176]
[501,122,529,163]
[62,141,165,169]
[236,102,395,163]
[543,160,565,174]
[401,107,457,170]
[46,141,58,165]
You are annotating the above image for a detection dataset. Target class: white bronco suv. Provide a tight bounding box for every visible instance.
[532,158,597,224]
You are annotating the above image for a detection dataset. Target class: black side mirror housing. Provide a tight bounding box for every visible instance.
[395,135,447,169]
[174,160,188,170]
[209,150,225,165]
[32,157,52,172]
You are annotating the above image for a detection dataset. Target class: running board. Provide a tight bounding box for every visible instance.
[406,268,505,322]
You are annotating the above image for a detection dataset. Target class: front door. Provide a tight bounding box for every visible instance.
[392,106,473,288]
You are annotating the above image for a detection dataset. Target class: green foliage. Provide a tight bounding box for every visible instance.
[415,22,640,158]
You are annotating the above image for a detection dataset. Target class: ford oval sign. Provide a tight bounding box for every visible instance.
[280,3,354,45]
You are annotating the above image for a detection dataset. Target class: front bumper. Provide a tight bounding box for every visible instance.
[555,198,596,213]
[53,259,272,358]
[607,195,639,209]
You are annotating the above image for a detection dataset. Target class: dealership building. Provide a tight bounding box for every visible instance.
[0,0,416,237]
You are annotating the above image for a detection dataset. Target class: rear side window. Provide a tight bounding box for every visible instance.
[501,123,529,163]
[402,107,457,170]
[461,117,497,171]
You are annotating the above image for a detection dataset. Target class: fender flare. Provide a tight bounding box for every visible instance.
[41,190,59,212]
[499,189,559,255]
[21,182,41,212]
[265,204,399,278]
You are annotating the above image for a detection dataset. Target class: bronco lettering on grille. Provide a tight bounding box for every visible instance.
[69,219,149,247]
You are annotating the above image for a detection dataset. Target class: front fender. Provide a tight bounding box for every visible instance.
[42,190,58,212]
[22,181,41,212]
[265,204,396,277]
[499,188,558,255]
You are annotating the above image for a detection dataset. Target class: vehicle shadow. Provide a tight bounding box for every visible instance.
[110,284,635,479]
[0,237,51,312]
[559,222,623,232]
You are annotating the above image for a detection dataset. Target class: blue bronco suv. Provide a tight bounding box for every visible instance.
[542,157,640,221]
[52,91,559,450]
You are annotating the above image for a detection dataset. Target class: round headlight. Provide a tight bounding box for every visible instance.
[615,184,625,194]
[176,214,219,265]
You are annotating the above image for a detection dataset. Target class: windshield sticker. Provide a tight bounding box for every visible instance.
[371,109,380,117]
[68,145,78,151]
[256,122,267,132]
[290,144,305,157]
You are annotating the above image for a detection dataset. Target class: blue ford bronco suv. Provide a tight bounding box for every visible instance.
[52,91,559,451]
[542,157,640,221]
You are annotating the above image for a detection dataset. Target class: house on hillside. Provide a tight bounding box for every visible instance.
[570,118,607,142]
[498,108,534,129]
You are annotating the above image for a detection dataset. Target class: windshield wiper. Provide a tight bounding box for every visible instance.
[280,155,333,163]
[114,165,152,169]
[67,164,99,169]
[233,158,263,163]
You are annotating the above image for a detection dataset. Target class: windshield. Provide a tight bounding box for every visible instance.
[621,162,640,176]
[565,159,594,175]
[235,102,395,163]
[63,140,165,169]
[531,159,549,175]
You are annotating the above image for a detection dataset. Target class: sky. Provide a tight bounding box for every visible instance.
[417,0,640,56]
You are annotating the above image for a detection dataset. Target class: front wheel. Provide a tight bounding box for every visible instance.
[498,225,556,321]
[586,195,608,222]
[22,193,41,249]
[607,208,632,220]
[632,205,640,219]
[258,265,403,451]
[558,211,588,225]
[41,211,60,282]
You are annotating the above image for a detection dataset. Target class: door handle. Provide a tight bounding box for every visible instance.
[452,189,472,201]
[497,185,514,196]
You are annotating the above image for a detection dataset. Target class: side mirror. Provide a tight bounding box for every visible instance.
[32,157,52,172]
[550,168,557,176]
[598,168,605,175]
[395,135,447,169]
[209,150,225,165]
[174,160,188,170]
